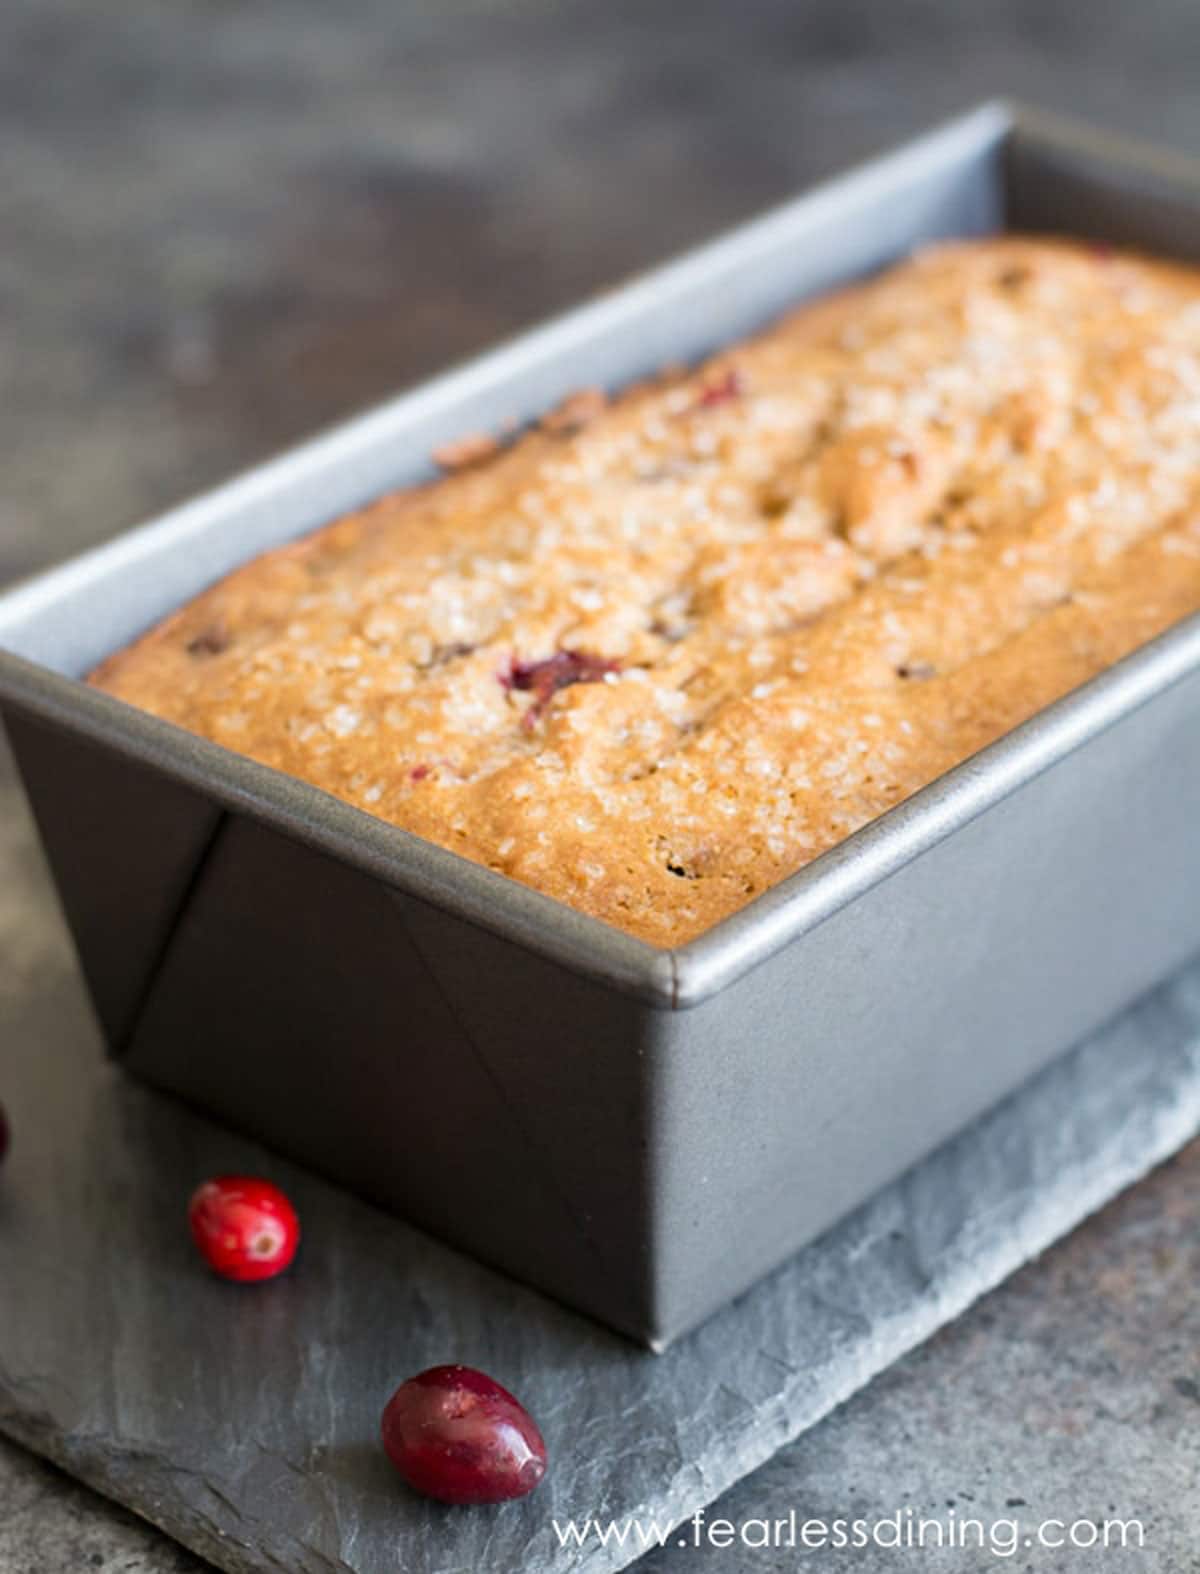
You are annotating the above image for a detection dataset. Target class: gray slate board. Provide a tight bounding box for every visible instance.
[2,769,1200,1574]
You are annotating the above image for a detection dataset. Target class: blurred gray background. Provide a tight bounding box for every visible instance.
[2,0,1199,1569]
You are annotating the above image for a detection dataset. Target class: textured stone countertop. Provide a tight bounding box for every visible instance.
[2,1,1199,1568]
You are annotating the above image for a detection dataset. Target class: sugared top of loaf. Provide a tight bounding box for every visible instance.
[91,239,1200,944]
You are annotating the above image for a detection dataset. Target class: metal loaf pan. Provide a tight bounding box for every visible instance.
[4,103,1200,1349]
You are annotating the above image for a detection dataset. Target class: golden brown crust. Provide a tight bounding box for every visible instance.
[92,238,1200,945]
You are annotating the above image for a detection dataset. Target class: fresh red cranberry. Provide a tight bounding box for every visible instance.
[381,1364,547,1505]
[503,649,619,728]
[188,1176,300,1283]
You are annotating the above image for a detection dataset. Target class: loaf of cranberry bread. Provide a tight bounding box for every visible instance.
[91,239,1200,945]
